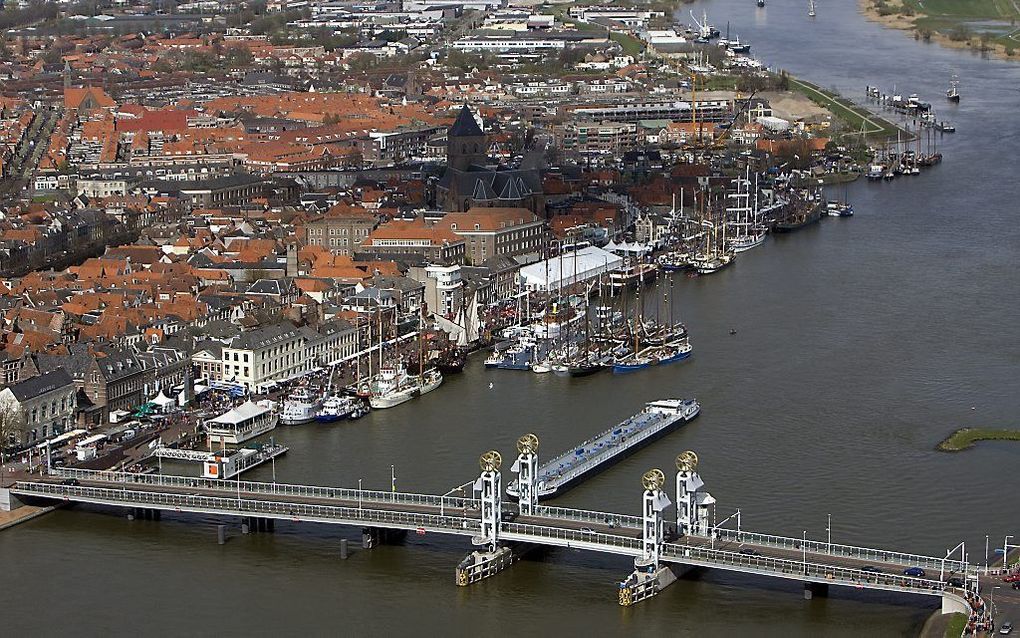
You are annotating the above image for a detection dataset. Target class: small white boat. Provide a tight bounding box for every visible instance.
[531,362,552,374]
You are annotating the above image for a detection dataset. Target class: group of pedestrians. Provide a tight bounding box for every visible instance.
[964,591,992,635]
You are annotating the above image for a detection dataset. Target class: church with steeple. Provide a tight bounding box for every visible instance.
[436,105,544,216]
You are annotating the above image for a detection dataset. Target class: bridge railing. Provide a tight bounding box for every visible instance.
[48,468,482,512]
[662,543,950,595]
[16,481,482,535]
[713,529,972,575]
[502,521,643,552]
[528,504,643,529]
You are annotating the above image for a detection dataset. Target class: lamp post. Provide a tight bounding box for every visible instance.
[1005,536,1015,571]
[391,464,396,493]
[826,513,831,554]
[802,530,807,573]
[358,478,363,514]
[986,534,990,572]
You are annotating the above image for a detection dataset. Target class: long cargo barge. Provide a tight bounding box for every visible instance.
[506,398,700,499]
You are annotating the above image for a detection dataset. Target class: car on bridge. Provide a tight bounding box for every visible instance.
[1004,573,1020,583]
[946,577,965,587]
[1012,581,1020,590]
[902,567,926,577]
[861,565,882,573]
[1000,621,1013,635]
[738,547,762,556]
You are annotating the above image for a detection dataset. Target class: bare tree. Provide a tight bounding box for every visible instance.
[0,396,25,475]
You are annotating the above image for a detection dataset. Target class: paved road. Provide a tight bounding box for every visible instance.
[19,473,971,587]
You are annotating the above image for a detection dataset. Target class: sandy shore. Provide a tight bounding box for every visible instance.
[856,0,1019,63]
[0,504,55,531]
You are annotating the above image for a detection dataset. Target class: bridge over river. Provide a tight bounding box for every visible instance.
[10,438,995,616]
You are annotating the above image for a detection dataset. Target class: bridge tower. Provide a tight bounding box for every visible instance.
[457,450,515,586]
[675,451,714,538]
[512,433,539,516]
[619,469,677,606]
[640,468,670,566]
[477,450,502,550]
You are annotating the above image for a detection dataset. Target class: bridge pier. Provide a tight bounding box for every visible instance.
[455,544,518,586]
[361,527,406,549]
[804,582,829,600]
[217,524,226,545]
[619,562,678,606]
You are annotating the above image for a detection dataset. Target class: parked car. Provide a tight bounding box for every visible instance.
[903,567,926,577]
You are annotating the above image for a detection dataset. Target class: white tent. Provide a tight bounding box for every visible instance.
[519,246,623,293]
[150,391,177,413]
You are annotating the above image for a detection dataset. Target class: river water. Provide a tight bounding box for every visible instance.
[4,2,1020,636]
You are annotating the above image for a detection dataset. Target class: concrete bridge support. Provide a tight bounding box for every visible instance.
[456,545,516,586]
[361,527,407,549]
[804,582,829,600]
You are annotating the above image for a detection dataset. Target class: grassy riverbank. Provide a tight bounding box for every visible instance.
[859,0,1020,61]
[936,427,1020,452]
[943,612,968,637]
[788,77,905,141]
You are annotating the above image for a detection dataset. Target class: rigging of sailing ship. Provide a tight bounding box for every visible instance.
[727,167,766,253]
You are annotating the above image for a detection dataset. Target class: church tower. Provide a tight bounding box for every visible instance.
[447,104,487,171]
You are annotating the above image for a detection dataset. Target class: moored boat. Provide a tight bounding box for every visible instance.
[280,388,321,425]
[506,398,701,499]
[368,365,443,409]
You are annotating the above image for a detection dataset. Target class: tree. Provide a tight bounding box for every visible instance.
[0,395,25,464]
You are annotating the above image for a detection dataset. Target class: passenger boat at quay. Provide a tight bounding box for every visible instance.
[506,399,700,499]
[205,401,278,445]
[315,394,361,422]
[280,387,321,425]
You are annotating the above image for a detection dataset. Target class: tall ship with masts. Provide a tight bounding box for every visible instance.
[690,188,734,275]
[366,306,443,409]
[772,188,823,233]
[726,168,767,253]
